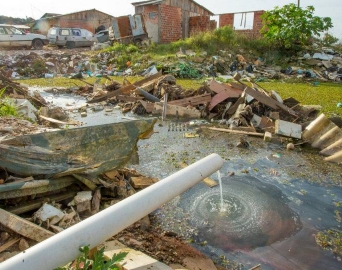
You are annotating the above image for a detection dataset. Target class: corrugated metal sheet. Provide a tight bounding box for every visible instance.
[302,113,342,164]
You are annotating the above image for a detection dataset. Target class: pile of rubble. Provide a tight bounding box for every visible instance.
[0,45,341,82]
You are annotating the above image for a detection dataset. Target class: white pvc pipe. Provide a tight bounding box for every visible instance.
[0,153,223,270]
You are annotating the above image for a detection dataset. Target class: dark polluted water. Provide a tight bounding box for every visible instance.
[181,175,302,251]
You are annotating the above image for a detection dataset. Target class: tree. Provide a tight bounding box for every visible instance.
[260,4,333,49]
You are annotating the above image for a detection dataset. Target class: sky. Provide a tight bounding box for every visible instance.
[1,0,342,39]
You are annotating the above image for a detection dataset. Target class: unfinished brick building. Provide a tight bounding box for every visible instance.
[32,9,114,35]
[219,10,265,38]
[131,0,215,43]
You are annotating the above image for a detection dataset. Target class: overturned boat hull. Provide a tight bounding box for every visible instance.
[0,118,156,178]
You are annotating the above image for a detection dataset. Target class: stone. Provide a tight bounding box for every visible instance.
[18,238,30,251]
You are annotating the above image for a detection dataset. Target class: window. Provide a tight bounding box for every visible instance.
[72,29,81,36]
[7,27,23,35]
[60,29,70,35]
[0,27,5,35]
[149,12,156,19]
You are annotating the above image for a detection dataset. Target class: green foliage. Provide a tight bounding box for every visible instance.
[0,15,35,25]
[261,4,333,49]
[322,33,339,46]
[55,245,128,270]
[0,87,19,117]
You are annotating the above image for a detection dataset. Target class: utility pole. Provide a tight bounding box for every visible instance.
[298,0,300,7]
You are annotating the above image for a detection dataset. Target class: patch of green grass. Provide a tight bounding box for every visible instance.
[258,81,342,117]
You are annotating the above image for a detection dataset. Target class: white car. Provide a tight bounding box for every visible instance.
[0,24,48,49]
[47,27,96,49]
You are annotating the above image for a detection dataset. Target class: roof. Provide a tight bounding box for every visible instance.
[40,13,61,19]
[0,24,29,29]
[39,9,114,20]
[131,0,214,15]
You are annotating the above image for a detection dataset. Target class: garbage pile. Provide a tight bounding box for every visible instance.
[0,163,158,262]
[0,45,341,82]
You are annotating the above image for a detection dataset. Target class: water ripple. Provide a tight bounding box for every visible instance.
[182,175,302,251]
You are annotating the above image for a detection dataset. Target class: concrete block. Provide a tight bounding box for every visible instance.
[264,131,272,142]
[275,120,302,139]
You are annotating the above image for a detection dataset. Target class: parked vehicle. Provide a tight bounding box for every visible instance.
[0,24,48,49]
[96,15,148,45]
[47,27,96,49]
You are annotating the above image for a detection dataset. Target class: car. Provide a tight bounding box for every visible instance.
[47,27,96,49]
[0,24,48,49]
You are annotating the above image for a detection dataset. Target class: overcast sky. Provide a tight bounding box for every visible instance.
[2,0,341,38]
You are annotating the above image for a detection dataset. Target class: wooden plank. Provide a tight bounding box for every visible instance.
[208,127,264,137]
[227,96,245,115]
[244,87,278,109]
[88,72,163,104]
[0,208,54,242]
[117,95,143,102]
[168,93,211,107]
[0,238,20,253]
[103,240,173,270]
[131,176,158,189]
[245,87,298,116]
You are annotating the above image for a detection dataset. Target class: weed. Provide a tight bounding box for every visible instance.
[55,245,127,270]
[0,87,20,117]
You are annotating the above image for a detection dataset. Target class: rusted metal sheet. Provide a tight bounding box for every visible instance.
[209,91,231,111]
[208,80,242,96]
[140,100,155,113]
[168,93,211,107]
[208,80,242,111]
[110,14,148,43]
[0,118,157,178]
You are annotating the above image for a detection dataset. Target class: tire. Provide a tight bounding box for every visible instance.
[66,41,76,49]
[32,39,44,50]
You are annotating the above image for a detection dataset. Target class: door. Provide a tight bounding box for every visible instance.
[71,29,83,46]
[0,26,11,47]
[7,26,30,47]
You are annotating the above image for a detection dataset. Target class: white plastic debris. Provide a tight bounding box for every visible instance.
[34,204,65,225]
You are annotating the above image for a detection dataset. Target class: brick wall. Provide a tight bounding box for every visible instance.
[160,4,182,43]
[219,11,264,38]
[189,16,216,36]
[36,10,113,35]
[219,13,234,28]
[140,5,159,43]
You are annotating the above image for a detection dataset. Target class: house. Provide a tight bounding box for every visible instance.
[32,9,115,35]
[131,0,215,43]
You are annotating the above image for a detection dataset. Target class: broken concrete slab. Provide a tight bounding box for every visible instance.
[275,120,302,139]
[152,103,201,118]
[33,203,65,226]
